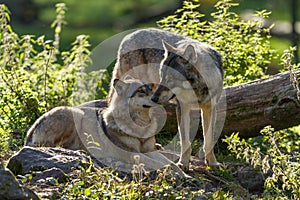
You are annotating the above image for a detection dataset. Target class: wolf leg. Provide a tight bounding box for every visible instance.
[201,102,221,166]
[87,132,189,178]
[145,151,190,178]
[176,100,192,170]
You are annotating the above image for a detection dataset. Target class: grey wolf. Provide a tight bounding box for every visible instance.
[25,77,188,176]
[152,40,223,168]
[108,28,223,169]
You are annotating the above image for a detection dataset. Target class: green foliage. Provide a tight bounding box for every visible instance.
[51,3,67,51]
[281,46,300,100]
[0,127,11,158]
[0,4,109,146]
[158,0,277,85]
[224,126,300,199]
[59,162,206,199]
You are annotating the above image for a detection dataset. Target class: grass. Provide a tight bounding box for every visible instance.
[2,127,300,199]
[16,144,254,199]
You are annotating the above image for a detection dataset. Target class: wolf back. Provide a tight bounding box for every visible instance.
[108,28,222,104]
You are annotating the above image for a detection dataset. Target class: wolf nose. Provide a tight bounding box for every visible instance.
[151,95,159,103]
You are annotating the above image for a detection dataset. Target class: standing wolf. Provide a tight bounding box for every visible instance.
[25,77,187,176]
[108,28,223,169]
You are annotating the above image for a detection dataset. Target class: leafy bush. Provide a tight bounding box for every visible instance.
[224,126,300,199]
[158,0,277,85]
[0,127,11,157]
[0,3,107,144]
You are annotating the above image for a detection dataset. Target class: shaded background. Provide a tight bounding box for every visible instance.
[1,0,299,66]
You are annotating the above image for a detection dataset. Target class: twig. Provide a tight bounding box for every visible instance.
[202,170,228,184]
[44,47,53,110]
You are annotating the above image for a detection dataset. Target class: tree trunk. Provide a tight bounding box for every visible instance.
[79,69,300,138]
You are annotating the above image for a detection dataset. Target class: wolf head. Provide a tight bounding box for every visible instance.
[151,40,199,104]
[107,77,164,138]
[112,77,157,112]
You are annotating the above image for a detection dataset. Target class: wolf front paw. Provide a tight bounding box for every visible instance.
[176,161,189,171]
[206,160,223,167]
[168,163,191,179]
[205,152,223,167]
[155,143,164,150]
[205,157,223,167]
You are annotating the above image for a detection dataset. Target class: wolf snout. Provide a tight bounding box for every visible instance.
[151,95,159,103]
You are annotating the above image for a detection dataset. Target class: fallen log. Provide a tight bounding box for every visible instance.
[79,69,300,138]
[221,69,300,137]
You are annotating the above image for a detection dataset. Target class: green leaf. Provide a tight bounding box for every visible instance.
[84,188,91,196]
[77,181,85,186]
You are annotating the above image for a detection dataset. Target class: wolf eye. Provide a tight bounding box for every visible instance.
[137,88,146,94]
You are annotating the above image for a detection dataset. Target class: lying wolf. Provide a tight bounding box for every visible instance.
[25,77,187,176]
[108,28,223,169]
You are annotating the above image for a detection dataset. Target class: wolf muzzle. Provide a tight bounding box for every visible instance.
[151,95,159,103]
[151,85,175,103]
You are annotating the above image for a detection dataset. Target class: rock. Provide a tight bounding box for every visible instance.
[29,167,68,184]
[7,146,91,175]
[0,163,39,200]
[235,166,265,192]
[6,147,97,199]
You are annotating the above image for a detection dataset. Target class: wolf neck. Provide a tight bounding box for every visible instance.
[129,108,151,126]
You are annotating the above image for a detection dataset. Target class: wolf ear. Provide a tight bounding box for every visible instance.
[183,45,197,64]
[162,40,177,53]
[113,79,128,95]
[123,75,134,80]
